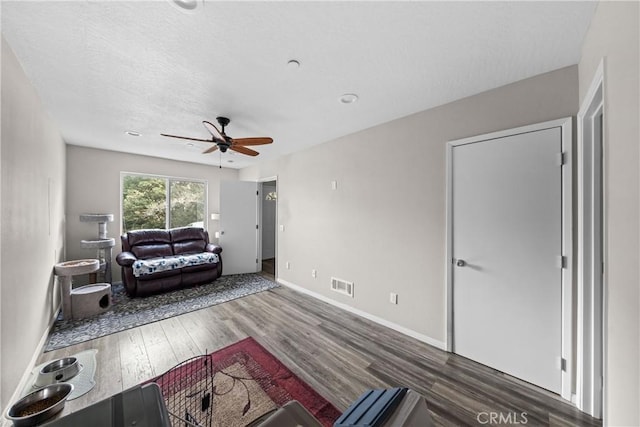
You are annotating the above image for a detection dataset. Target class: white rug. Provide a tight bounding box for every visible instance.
[21,349,97,400]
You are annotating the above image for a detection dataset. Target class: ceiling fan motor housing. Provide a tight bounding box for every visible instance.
[216,117,232,152]
[216,116,230,130]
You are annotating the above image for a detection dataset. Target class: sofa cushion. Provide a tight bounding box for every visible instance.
[127,229,172,246]
[132,243,173,260]
[173,240,206,255]
[170,227,207,242]
[136,268,181,281]
[132,252,220,277]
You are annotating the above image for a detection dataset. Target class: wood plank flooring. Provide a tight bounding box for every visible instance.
[261,258,275,276]
[8,283,601,427]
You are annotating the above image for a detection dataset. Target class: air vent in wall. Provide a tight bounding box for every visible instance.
[331,277,354,298]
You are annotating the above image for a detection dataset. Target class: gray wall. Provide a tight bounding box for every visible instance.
[240,65,578,345]
[578,2,640,424]
[65,146,239,283]
[1,37,67,411]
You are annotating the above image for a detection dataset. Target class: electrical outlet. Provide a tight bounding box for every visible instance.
[331,180,338,190]
[285,261,290,270]
[389,292,398,304]
[312,269,317,278]
[279,224,285,232]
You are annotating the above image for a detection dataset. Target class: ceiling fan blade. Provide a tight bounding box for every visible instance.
[229,145,259,156]
[202,145,219,154]
[202,121,225,141]
[161,133,212,142]
[231,137,273,146]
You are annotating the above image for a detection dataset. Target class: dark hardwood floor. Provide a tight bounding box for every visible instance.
[261,257,275,277]
[15,282,600,427]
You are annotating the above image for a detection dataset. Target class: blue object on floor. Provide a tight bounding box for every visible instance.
[334,387,408,427]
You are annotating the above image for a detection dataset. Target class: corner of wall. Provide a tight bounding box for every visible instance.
[578,1,640,424]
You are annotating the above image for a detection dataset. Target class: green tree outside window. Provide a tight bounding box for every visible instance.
[122,174,206,232]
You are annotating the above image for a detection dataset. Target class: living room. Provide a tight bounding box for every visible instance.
[1,1,639,426]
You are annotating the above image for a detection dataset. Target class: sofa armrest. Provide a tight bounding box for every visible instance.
[116,251,138,267]
[205,244,222,254]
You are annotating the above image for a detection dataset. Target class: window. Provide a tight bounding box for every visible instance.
[121,173,206,232]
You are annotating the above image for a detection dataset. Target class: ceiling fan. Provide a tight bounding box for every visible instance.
[161,117,273,157]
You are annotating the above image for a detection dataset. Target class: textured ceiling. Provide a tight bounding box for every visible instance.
[2,1,597,169]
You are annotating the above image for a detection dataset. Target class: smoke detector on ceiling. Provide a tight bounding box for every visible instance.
[339,94,359,104]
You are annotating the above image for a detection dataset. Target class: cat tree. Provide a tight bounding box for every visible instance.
[79,213,115,284]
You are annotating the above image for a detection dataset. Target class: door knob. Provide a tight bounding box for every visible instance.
[456,259,466,267]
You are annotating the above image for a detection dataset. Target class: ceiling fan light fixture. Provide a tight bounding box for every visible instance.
[339,93,359,104]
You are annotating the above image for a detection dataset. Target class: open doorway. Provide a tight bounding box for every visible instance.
[260,180,277,278]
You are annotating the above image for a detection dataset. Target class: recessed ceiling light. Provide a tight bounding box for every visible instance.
[287,59,301,69]
[186,142,194,147]
[339,93,358,104]
[125,130,141,137]
[171,0,199,11]
[227,159,234,163]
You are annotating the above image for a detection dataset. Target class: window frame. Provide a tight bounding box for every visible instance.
[119,171,208,234]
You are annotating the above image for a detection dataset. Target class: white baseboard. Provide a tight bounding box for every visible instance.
[5,306,59,409]
[276,278,446,351]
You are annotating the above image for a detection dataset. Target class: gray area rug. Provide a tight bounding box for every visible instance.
[45,274,278,352]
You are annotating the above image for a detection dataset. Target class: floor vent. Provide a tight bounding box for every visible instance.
[331,277,354,297]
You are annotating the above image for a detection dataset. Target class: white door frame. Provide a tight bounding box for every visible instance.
[576,59,605,419]
[258,176,278,278]
[445,117,573,401]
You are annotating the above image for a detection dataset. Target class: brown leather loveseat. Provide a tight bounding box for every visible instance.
[116,227,222,297]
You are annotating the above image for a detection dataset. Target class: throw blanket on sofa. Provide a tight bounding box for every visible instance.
[132,253,220,278]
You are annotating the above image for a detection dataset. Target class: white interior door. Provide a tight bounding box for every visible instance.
[219,181,259,275]
[452,127,563,394]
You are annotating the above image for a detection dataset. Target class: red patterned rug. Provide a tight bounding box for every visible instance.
[149,337,341,427]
